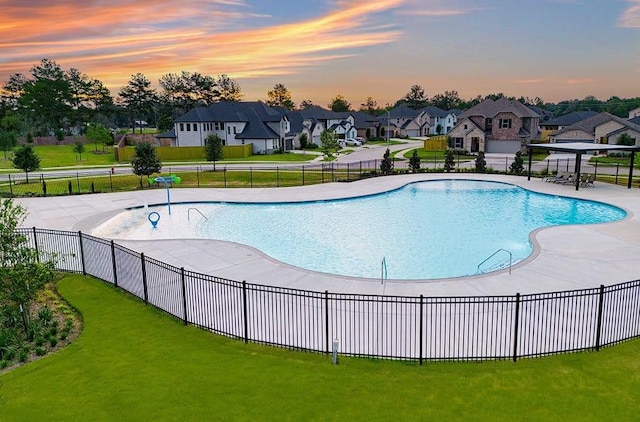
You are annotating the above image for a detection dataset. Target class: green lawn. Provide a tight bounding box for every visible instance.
[1,275,639,420]
[0,145,116,170]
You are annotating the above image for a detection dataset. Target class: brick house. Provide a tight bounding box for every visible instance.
[448,98,540,153]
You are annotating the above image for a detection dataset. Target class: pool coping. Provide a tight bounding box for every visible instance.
[16,173,640,297]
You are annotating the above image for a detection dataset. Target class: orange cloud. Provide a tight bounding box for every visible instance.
[515,79,544,84]
[565,78,596,85]
[0,0,405,90]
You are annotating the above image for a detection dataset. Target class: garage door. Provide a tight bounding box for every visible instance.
[485,140,521,153]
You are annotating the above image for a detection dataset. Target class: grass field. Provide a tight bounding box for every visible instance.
[1,274,639,420]
[0,145,116,170]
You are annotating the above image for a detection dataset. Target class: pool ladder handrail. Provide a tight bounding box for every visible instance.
[477,249,512,275]
[381,257,388,284]
[187,207,208,221]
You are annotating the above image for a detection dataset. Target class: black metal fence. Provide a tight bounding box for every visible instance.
[3,158,637,197]
[19,227,640,362]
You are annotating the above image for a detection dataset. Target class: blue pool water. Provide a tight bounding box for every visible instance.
[94,180,626,280]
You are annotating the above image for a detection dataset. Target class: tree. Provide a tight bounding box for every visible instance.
[266,83,295,110]
[509,151,525,175]
[444,149,455,172]
[118,73,157,134]
[131,141,162,185]
[380,148,393,175]
[328,95,351,112]
[431,90,462,110]
[299,100,314,109]
[205,134,224,169]
[299,133,309,149]
[408,149,421,173]
[474,151,487,173]
[159,71,217,116]
[85,122,113,152]
[359,97,378,115]
[320,130,339,159]
[0,199,56,339]
[216,74,242,102]
[0,130,18,159]
[12,144,40,183]
[402,84,428,109]
[73,139,86,161]
[617,133,636,146]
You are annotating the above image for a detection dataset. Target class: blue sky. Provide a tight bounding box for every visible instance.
[1,0,638,108]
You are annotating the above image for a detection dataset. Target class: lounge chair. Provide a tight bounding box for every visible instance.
[551,172,571,184]
[580,174,595,188]
[547,172,568,183]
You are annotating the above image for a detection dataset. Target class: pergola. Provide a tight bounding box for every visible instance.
[526,142,640,191]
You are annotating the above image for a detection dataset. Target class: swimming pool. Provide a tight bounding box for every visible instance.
[92,180,627,280]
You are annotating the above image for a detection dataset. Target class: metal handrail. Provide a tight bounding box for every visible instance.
[477,249,513,274]
[187,208,208,221]
[381,257,388,284]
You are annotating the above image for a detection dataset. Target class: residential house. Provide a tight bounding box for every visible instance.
[447,98,540,153]
[550,112,640,146]
[173,102,288,154]
[420,106,460,135]
[297,105,357,143]
[539,111,599,140]
[378,105,424,138]
[629,107,640,119]
[339,111,379,139]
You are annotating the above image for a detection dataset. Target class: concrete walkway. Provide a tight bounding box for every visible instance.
[16,173,640,297]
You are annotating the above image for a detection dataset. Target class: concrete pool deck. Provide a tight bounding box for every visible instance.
[15,173,640,297]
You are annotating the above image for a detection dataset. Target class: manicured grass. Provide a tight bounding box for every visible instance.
[1,274,639,419]
[0,145,116,170]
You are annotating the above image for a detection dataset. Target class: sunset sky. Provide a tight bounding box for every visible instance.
[1,0,639,108]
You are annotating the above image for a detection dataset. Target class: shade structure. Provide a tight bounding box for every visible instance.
[526,142,640,190]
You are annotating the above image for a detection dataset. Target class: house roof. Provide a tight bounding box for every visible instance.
[420,106,448,118]
[629,116,640,126]
[552,112,640,137]
[236,109,280,139]
[298,105,344,120]
[461,98,539,119]
[338,111,378,128]
[542,111,599,127]
[387,104,422,118]
[285,111,304,134]
[174,101,282,123]
[155,128,176,139]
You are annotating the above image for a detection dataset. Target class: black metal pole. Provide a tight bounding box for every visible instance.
[243,280,249,343]
[78,231,86,275]
[325,290,329,354]
[627,152,635,189]
[595,285,605,351]
[181,267,188,325]
[574,152,582,191]
[111,240,118,287]
[419,294,424,365]
[141,252,148,304]
[32,227,39,262]
[513,293,521,362]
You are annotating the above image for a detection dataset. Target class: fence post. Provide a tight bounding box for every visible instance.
[109,171,113,192]
[325,290,329,354]
[276,167,279,187]
[78,231,86,275]
[9,174,13,196]
[110,240,118,287]
[512,293,521,362]
[197,166,200,188]
[181,267,188,326]
[141,252,148,304]
[250,167,253,188]
[594,160,598,179]
[302,165,305,186]
[595,284,605,351]
[615,163,619,185]
[76,173,81,193]
[243,280,249,343]
[32,227,40,262]
[419,294,424,365]
[224,167,227,188]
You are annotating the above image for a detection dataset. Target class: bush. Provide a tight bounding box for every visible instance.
[35,346,46,356]
[306,143,318,150]
[18,347,29,362]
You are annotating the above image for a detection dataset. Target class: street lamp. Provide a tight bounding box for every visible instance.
[387,109,390,146]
